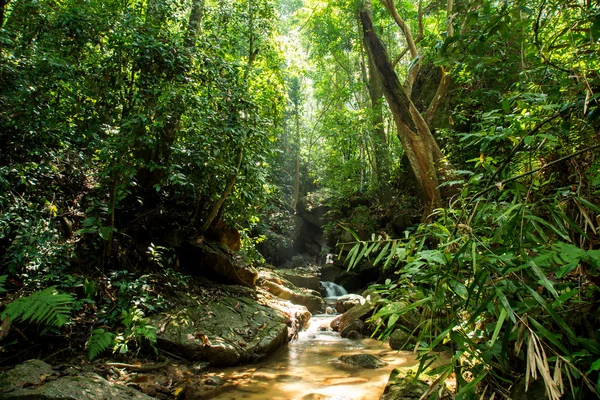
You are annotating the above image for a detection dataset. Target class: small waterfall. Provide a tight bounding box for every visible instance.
[321,281,348,298]
[325,253,334,264]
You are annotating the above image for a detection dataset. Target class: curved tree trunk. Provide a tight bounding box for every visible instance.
[359,1,446,215]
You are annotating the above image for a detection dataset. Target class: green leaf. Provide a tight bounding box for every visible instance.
[490,308,507,346]
[494,287,516,323]
[98,226,115,240]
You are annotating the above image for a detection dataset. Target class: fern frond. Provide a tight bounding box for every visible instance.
[0,275,7,293]
[0,287,74,327]
[86,328,115,360]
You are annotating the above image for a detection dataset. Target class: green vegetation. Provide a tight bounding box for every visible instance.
[0,0,599,398]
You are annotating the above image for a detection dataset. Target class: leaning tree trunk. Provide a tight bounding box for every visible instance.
[359,1,446,215]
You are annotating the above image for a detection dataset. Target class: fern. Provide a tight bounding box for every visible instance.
[86,328,115,360]
[1,286,74,327]
[0,275,7,293]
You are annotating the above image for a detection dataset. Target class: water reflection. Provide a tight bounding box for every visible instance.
[208,313,419,400]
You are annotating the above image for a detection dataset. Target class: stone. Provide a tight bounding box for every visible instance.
[320,376,370,385]
[380,369,430,400]
[330,293,380,332]
[180,241,258,288]
[344,330,364,340]
[259,277,324,313]
[278,269,320,291]
[335,294,365,313]
[204,376,224,386]
[0,368,153,400]
[340,319,365,338]
[151,294,297,366]
[388,329,417,350]
[0,359,55,393]
[338,354,388,369]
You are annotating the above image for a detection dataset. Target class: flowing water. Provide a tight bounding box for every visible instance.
[321,281,348,298]
[208,299,420,400]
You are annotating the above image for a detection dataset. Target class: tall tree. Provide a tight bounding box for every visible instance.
[358,0,451,215]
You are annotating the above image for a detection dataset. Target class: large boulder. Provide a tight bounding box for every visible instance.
[258,268,325,313]
[179,241,257,288]
[0,360,153,400]
[259,278,324,314]
[380,369,431,400]
[151,292,307,366]
[278,269,320,291]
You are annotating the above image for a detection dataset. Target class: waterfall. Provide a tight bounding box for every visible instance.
[325,253,334,264]
[321,281,348,298]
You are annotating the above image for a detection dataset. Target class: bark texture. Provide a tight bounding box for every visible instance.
[359,3,446,214]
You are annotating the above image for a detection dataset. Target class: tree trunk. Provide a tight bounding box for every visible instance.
[200,148,244,234]
[359,1,446,215]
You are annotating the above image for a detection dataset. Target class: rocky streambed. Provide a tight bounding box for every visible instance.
[0,266,438,400]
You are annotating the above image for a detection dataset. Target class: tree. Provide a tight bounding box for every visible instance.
[358,0,452,215]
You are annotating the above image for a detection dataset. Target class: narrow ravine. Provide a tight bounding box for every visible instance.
[205,293,420,400]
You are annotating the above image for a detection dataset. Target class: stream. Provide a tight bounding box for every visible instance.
[207,292,420,400]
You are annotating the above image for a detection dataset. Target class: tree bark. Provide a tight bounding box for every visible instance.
[200,148,244,234]
[359,1,445,215]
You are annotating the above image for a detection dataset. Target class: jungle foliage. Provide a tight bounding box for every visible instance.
[0,0,599,398]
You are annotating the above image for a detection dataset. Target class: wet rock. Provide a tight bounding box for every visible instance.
[331,293,380,332]
[259,273,324,313]
[389,329,417,350]
[191,361,210,374]
[204,376,224,386]
[336,294,365,313]
[338,354,388,369]
[340,319,365,338]
[344,330,364,340]
[151,294,294,366]
[180,241,258,287]
[0,361,153,400]
[380,369,430,400]
[320,376,370,385]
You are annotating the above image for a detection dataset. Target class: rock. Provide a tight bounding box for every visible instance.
[320,265,343,282]
[338,354,388,369]
[0,363,153,400]
[331,293,380,332]
[191,361,210,374]
[151,294,296,366]
[389,329,417,350]
[380,369,430,400]
[278,269,320,290]
[259,275,324,313]
[341,319,365,338]
[180,241,257,287]
[336,294,365,313]
[320,376,370,385]
[203,376,224,386]
[0,359,55,392]
[344,330,364,340]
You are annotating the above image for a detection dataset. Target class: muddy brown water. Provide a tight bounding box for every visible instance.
[207,307,420,400]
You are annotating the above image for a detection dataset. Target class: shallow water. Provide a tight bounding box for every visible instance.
[208,309,420,400]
